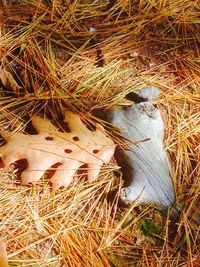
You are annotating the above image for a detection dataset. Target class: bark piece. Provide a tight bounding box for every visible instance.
[111,87,175,208]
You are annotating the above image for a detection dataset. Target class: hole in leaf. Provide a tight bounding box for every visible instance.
[13,159,28,172]
[12,159,28,182]
[93,149,99,154]
[64,149,72,153]
[45,136,54,141]
[73,136,79,141]
[76,164,88,180]
[47,162,62,179]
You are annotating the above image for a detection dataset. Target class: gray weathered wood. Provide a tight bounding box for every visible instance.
[112,87,175,208]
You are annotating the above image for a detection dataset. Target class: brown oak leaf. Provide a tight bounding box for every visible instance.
[0,112,115,189]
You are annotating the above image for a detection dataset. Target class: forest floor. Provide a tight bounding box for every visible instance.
[0,1,199,266]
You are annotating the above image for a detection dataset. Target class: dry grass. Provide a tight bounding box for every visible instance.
[0,0,199,266]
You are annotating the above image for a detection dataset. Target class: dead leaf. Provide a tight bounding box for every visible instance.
[0,112,115,189]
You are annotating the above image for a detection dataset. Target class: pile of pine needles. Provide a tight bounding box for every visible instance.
[0,0,199,266]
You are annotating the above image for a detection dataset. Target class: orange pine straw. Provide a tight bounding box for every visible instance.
[0,240,9,267]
